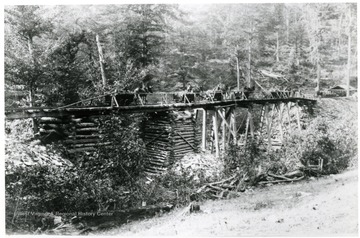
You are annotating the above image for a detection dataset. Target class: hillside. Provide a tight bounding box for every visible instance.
[96,97,358,236]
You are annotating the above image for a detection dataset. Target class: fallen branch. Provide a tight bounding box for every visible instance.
[267,172,292,181]
[258,176,305,184]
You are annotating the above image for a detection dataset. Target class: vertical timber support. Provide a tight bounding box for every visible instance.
[286,102,292,133]
[258,105,265,141]
[295,101,301,130]
[278,103,284,143]
[249,106,254,139]
[202,109,207,151]
[230,107,237,145]
[221,108,226,153]
[265,103,272,151]
[244,110,250,144]
[212,110,220,157]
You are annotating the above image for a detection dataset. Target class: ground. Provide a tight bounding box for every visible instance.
[98,168,358,236]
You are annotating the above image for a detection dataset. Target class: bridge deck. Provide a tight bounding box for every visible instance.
[5,97,316,119]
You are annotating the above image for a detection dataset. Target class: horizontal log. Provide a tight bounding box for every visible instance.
[147,158,168,163]
[146,150,169,155]
[147,154,167,160]
[173,150,194,155]
[146,153,169,159]
[146,148,170,153]
[144,166,167,173]
[76,127,99,132]
[68,134,101,139]
[172,140,196,145]
[39,118,65,124]
[173,149,194,154]
[41,124,61,129]
[64,138,101,144]
[148,160,166,167]
[147,147,170,152]
[172,145,196,150]
[72,142,111,148]
[39,129,69,136]
[148,158,167,164]
[68,147,97,153]
[76,123,97,127]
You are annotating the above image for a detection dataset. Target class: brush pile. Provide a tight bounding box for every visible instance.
[171,152,223,182]
[193,168,306,200]
[5,139,72,175]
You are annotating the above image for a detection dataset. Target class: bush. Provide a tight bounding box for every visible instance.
[224,140,269,184]
[281,118,354,175]
[6,113,148,233]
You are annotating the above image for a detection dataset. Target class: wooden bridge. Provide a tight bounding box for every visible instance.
[5,90,316,174]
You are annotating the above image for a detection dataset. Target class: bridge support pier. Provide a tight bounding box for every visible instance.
[212,110,220,157]
[295,101,301,130]
[230,107,237,146]
[201,109,207,151]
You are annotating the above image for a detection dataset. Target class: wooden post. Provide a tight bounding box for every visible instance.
[265,104,272,151]
[230,107,237,145]
[213,110,220,157]
[258,105,265,141]
[286,102,292,133]
[244,112,250,144]
[249,107,254,139]
[278,103,284,143]
[295,101,301,130]
[202,109,207,151]
[221,108,226,153]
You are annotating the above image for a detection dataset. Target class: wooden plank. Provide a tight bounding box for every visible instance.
[212,110,220,157]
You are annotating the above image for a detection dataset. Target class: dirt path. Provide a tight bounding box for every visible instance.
[97,169,358,236]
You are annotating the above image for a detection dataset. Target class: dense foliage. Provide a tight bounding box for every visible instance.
[5,3,357,107]
[5,114,147,232]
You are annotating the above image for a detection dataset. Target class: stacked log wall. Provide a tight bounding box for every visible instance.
[38,116,106,153]
[142,111,198,174]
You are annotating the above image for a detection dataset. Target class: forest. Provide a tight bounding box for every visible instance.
[4,3,358,235]
[4,3,357,108]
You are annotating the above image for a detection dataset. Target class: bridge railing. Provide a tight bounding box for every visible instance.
[105,90,306,107]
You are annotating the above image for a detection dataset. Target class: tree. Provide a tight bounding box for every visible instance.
[5,6,53,132]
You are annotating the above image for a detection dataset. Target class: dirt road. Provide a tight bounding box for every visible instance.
[99,169,358,236]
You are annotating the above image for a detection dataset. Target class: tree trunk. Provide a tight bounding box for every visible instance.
[248,29,252,88]
[285,8,289,45]
[236,56,240,91]
[96,34,107,89]
[316,58,321,91]
[27,37,39,134]
[338,13,343,58]
[276,31,280,62]
[346,8,352,97]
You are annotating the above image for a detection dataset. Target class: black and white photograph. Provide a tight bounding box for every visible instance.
[3,1,358,236]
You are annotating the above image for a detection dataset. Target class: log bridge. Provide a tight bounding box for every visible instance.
[5,91,316,174]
